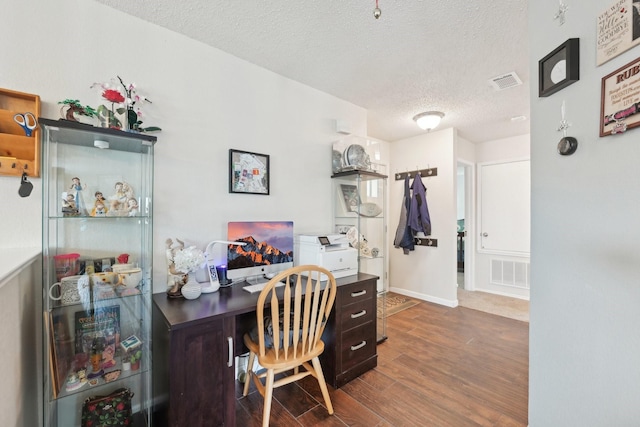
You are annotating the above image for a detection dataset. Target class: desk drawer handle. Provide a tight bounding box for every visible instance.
[351,310,367,319]
[351,341,367,351]
[351,290,367,298]
[227,336,233,367]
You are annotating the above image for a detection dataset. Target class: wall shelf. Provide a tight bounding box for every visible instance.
[0,88,41,177]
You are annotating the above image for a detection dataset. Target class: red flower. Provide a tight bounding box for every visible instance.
[116,402,125,411]
[102,89,125,103]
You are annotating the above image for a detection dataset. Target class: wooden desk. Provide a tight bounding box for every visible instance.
[152,272,378,427]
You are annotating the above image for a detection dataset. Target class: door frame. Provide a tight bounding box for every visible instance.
[457,159,475,291]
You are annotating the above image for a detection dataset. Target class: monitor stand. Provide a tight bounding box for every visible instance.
[243,274,270,286]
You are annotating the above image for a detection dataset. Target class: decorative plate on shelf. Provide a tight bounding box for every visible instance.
[344,144,371,170]
[359,202,382,217]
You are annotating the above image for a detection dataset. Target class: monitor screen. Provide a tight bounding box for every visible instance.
[227,221,294,282]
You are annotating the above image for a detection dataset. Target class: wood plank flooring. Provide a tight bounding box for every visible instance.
[236,300,529,426]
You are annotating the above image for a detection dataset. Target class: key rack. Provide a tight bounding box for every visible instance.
[0,88,41,177]
[394,167,438,181]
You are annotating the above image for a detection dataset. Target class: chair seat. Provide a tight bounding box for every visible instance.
[243,332,325,369]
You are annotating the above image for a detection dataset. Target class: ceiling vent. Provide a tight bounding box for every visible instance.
[488,72,523,91]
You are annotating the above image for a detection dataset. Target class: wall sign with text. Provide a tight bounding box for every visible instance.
[597,0,640,66]
[600,56,640,136]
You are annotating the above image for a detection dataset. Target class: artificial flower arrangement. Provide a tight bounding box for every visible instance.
[90,76,162,132]
[172,245,206,275]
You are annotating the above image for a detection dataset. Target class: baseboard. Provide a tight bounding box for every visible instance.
[473,287,530,301]
[388,287,457,308]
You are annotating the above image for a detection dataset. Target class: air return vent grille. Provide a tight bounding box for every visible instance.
[488,72,523,91]
[491,259,530,289]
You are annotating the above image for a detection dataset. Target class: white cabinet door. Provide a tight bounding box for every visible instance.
[478,160,530,255]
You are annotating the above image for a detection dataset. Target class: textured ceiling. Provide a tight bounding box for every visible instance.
[95,0,530,143]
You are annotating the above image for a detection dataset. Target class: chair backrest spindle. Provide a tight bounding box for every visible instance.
[254,265,336,363]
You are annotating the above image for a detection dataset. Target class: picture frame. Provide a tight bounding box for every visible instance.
[340,184,361,213]
[600,56,640,136]
[538,38,580,97]
[229,149,270,195]
[597,0,640,66]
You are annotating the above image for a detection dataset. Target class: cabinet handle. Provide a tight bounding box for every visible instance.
[351,310,367,319]
[351,341,367,351]
[351,290,366,297]
[227,336,233,367]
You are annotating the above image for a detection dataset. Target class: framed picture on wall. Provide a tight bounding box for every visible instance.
[538,38,580,97]
[597,0,640,66]
[229,149,270,195]
[600,56,640,136]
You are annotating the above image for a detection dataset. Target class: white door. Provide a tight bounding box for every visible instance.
[478,160,530,255]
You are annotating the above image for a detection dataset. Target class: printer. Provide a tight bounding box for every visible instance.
[294,234,358,279]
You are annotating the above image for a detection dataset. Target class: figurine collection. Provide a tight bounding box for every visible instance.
[62,177,140,217]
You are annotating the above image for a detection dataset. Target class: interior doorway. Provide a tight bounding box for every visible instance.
[456,161,474,291]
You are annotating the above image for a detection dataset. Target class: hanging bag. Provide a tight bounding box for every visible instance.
[81,387,134,427]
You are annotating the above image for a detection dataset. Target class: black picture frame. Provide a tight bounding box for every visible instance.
[538,38,580,97]
[229,149,270,195]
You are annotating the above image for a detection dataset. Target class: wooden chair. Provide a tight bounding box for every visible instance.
[242,264,337,426]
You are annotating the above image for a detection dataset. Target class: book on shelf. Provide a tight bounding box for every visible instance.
[73,305,121,353]
[74,305,121,375]
[48,311,74,398]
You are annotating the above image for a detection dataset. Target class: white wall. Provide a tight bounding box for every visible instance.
[456,135,476,220]
[0,253,41,427]
[1,2,376,426]
[0,0,372,289]
[389,128,457,306]
[475,134,530,163]
[529,3,640,425]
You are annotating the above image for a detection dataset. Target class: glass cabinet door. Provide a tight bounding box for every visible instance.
[40,119,156,427]
[332,170,388,342]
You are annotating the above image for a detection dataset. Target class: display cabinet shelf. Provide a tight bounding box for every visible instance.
[331,169,388,343]
[41,118,156,427]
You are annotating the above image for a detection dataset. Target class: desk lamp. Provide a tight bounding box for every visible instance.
[202,240,246,293]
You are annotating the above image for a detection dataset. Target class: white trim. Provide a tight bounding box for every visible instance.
[457,159,476,291]
[0,247,41,289]
[472,287,530,301]
[389,286,458,308]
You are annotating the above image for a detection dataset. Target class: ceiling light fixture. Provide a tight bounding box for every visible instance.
[373,0,381,19]
[413,111,445,131]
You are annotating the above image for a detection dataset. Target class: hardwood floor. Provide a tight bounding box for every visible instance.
[236,300,529,426]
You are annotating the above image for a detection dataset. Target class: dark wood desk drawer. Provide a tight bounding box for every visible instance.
[339,281,374,306]
[341,321,376,371]
[340,298,374,330]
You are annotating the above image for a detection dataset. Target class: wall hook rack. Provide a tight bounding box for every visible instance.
[0,88,41,177]
[0,156,30,176]
[395,167,438,181]
[414,237,437,247]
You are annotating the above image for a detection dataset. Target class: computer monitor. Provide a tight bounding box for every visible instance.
[227,221,294,283]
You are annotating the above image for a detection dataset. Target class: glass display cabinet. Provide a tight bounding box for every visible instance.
[331,169,388,342]
[40,118,156,427]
